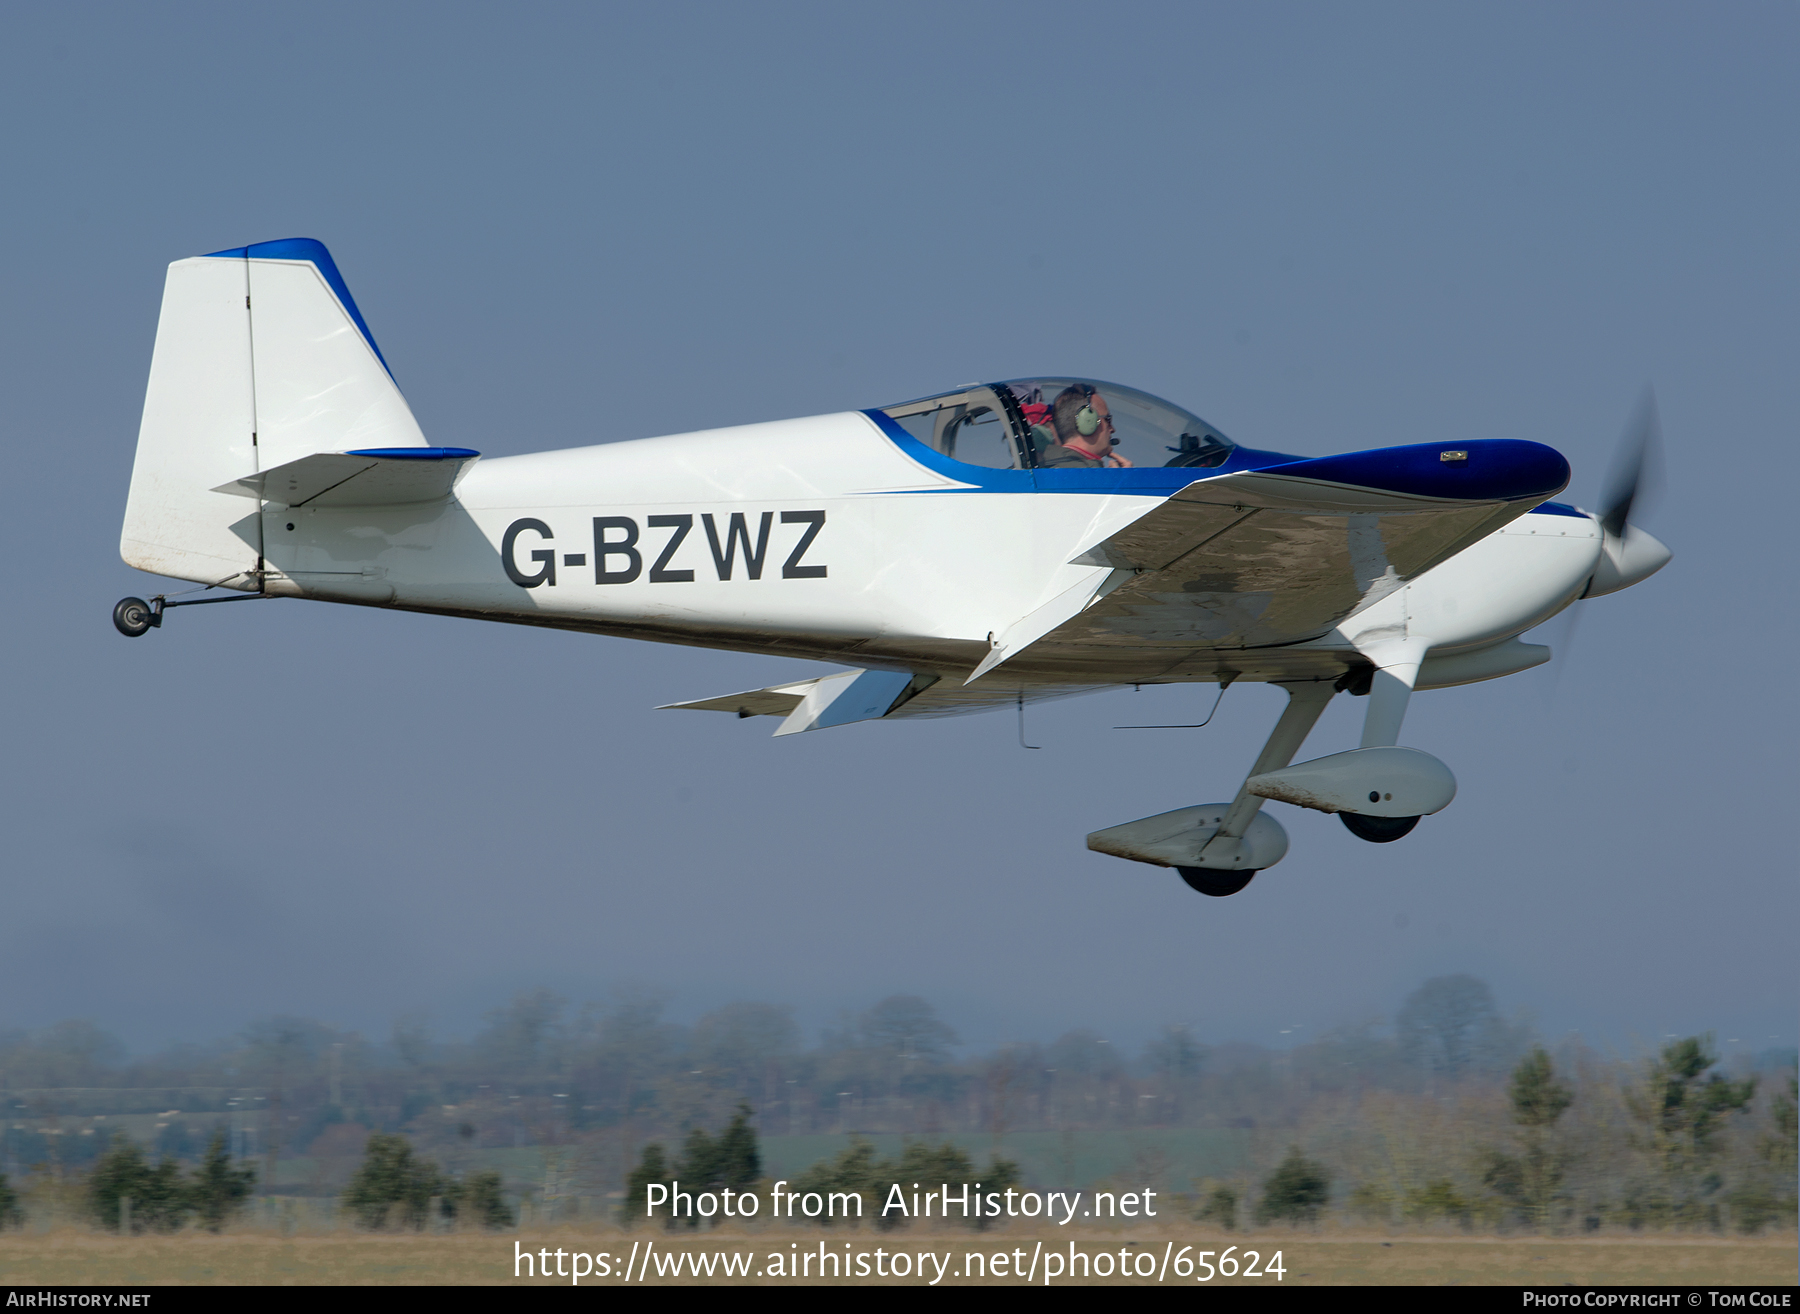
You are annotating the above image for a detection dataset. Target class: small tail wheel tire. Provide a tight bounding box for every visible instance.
[1340,812,1421,843]
[1177,867,1257,897]
[113,597,154,637]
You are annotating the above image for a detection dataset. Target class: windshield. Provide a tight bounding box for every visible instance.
[877,379,1234,471]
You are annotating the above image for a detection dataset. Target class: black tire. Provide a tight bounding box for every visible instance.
[1177,867,1257,897]
[113,597,154,638]
[1340,812,1421,843]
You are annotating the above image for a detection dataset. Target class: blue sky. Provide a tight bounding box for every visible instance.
[1,2,1793,1057]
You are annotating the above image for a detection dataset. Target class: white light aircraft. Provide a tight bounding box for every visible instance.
[116,240,1670,896]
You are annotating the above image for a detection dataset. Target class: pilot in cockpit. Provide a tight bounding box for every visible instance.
[1039,384,1134,469]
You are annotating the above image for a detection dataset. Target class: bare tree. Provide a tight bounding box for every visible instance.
[1397,976,1518,1077]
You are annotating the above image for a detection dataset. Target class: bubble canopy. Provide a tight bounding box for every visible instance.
[877,378,1235,472]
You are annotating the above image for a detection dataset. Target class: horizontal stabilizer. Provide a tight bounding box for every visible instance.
[659,669,929,735]
[773,669,915,736]
[658,680,822,718]
[661,675,1093,725]
[213,448,479,507]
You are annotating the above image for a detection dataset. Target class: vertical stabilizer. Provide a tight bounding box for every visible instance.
[120,239,427,587]
[120,256,260,586]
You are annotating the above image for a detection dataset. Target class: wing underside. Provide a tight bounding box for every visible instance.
[972,457,1560,682]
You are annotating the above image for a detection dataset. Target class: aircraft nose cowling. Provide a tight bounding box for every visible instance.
[1583,524,1672,598]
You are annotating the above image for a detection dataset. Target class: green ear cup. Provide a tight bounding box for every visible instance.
[1076,404,1099,437]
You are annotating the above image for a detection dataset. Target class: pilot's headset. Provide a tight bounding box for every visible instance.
[1074,388,1119,446]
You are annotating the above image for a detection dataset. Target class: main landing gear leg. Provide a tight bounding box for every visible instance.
[1341,634,1433,842]
[1180,681,1335,891]
[1357,636,1430,749]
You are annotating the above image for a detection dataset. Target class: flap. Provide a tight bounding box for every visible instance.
[971,440,1566,681]
[212,447,480,507]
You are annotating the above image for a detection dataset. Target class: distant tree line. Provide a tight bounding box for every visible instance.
[0,975,1791,1235]
[84,1130,254,1233]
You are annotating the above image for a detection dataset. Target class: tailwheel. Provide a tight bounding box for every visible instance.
[1177,867,1256,897]
[113,597,155,637]
[1340,812,1421,843]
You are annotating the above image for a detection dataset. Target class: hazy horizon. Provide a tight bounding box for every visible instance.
[7,974,1791,1067]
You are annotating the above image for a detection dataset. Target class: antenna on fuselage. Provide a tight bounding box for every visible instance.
[1017,692,1040,750]
[1114,675,1237,729]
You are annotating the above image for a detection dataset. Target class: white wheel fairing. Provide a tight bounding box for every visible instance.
[1087,806,1289,873]
[1248,747,1457,818]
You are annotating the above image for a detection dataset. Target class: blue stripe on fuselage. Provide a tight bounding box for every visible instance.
[861,409,1570,504]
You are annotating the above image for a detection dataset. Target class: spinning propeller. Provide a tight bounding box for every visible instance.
[1585,387,1673,599]
[1600,389,1656,538]
[1543,389,1674,694]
